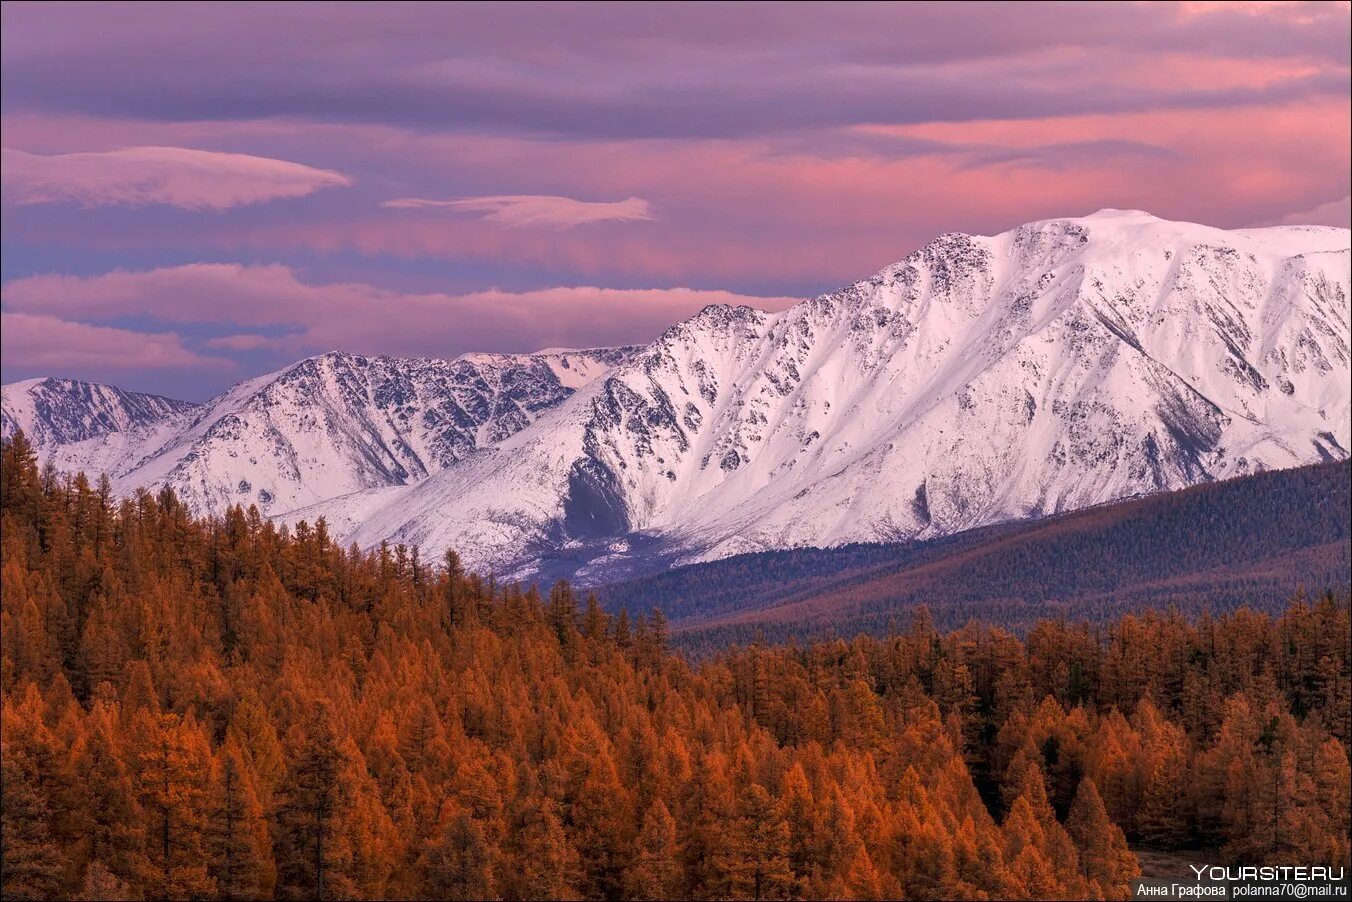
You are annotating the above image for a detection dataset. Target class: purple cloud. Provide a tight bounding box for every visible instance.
[2,4,1346,139]
[1264,195,1352,228]
[0,312,223,371]
[2,263,799,364]
[383,194,654,229]
[0,2,1347,397]
[958,139,1186,172]
[1,146,351,209]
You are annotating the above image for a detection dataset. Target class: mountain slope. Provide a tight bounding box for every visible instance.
[2,348,633,516]
[306,211,1349,579]
[600,460,1350,648]
[1,377,198,448]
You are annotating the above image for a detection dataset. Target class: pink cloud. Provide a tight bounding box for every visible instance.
[208,101,1342,286]
[0,312,224,371]
[1266,195,1352,228]
[1,145,351,209]
[203,333,294,351]
[1177,1,1350,24]
[1,91,1346,290]
[383,194,654,229]
[2,264,800,358]
[858,99,1350,229]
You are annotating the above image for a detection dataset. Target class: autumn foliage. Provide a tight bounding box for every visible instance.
[1,431,1348,900]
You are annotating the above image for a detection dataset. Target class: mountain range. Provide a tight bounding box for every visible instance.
[2,348,633,517]
[5,210,1348,582]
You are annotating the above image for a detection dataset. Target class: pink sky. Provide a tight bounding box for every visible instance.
[1,1,1348,398]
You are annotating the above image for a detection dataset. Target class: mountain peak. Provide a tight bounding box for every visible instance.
[312,213,1348,580]
[5,215,1347,583]
[3,344,638,518]
[1,376,197,449]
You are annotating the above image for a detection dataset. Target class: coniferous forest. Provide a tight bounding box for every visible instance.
[1,430,1349,901]
[603,460,1351,650]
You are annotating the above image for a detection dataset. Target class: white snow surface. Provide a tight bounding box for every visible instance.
[3,348,634,517]
[287,211,1351,578]
[1,378,200,477]
[6,211,1349,581]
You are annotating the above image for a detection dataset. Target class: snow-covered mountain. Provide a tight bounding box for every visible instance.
[2,348,634,515]
[6,211,1348,583]
[2,377,198,449]
[284,210,1350,580]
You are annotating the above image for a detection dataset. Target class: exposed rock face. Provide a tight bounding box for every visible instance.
[298,211,1349,580]
[3,377,198,448]
[3,348,635,516]
[8,211,1348,584]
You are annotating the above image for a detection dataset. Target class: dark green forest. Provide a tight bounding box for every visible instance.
[599,461,1350,650]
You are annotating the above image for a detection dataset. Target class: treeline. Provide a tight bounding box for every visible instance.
[1,432,1348,901]
[602,460,1350,645]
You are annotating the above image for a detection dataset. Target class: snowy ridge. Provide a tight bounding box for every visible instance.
[1,378,199,470]
[6,211,1348,583]
[2,347,635,516]
[290,211,1350,579]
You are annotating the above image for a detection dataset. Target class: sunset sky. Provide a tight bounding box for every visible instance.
[2,1,1349,399]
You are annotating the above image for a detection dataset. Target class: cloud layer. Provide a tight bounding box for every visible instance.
[1269,195,1352,228]
[2,263,798,368]
[383,195,654,229]
[1,146,351,209]
[0,312,216,371]
[3,4,1347,138]
[1,2,1347,397]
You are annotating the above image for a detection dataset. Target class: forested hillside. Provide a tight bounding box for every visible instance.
[601,461,1350,649]
[2,432,1349,901]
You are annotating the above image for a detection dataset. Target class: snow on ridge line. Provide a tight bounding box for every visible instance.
[6,211,1349,584]
[1,376,199,446]
[2,346,637,520]
[304,211,1350,581]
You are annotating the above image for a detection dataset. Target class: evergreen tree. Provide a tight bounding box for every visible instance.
[625,800,682,901]
[272,707,358,901]
[1067,777,1139,899]
[416,811,498,901]
[1137,748,1190,848]
[0,739,67,900]
[134,711,215,899]
[78,861,134,902]
[207,743,275,900]
[507,795,581,901]
[724,783,797,901]
[71,710,148,888]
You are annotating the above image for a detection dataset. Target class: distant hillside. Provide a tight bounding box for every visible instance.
[600,461,1351,649]
[62,211,1338,583]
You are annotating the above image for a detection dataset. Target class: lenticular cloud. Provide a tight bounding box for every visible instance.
[1,146,352,210]
[382,194,653,229]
